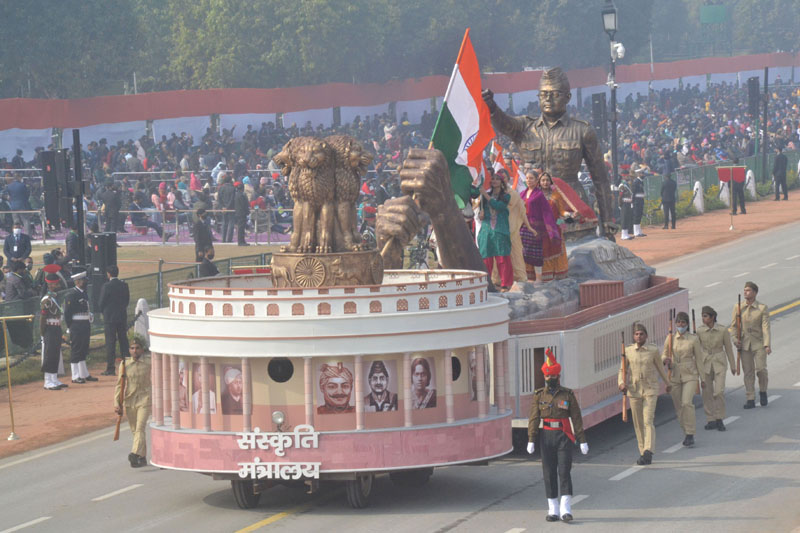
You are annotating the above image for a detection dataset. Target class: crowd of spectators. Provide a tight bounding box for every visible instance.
[0,79,798,253]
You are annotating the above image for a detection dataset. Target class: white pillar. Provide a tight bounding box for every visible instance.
[355,355,364,430]
[476,345,487,419]
[495,342,507,413]
[403,352,412,427]
[444,349,454,423]
[152,352,163,426]
[304,357,314,427]
[201,356,211,432]
[170,355,180,430]
[241,358,252,432]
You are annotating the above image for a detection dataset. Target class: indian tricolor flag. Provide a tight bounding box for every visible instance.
[431,28,495,209]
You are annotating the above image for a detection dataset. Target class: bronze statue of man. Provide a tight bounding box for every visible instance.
[482,67,615,238]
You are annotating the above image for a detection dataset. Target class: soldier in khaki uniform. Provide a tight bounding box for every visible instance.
[527,350,588,523]
[114,334,152,468]
[696,305,737,431]
[618,324,671,465]
[729,281,771,408]
[662,311,704,448]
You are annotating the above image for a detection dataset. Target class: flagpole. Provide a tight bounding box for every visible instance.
[429,28,472,148]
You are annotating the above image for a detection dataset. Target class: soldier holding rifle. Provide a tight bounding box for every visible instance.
[696,306,736,431]
[114,334,151,468]
[662,311,704,448]
[730,282,771,409]
[618,324,670,465]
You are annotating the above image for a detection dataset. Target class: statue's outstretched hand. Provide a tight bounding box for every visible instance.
[399,148,454,218]
[481,89,497,113]
[376,196,423,269]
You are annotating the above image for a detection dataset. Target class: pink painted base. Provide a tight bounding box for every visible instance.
[151,414,511,473]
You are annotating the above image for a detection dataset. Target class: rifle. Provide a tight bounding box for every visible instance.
[621,331,628,422]
[667,308,674,382]
[736,294,742,376]
[692,309,700,395]
[113,357,126,441]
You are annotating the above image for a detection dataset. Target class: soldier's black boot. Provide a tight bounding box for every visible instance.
[682,434,695,447]
[704,421,717,430]
[760,392,768,406]
[743,399,756,409]
[716,419,726,431]
[137,455,147,467]
[636,450,653,465]
[128,453,138,468]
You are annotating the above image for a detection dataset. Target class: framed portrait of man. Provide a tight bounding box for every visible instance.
[192,363,217,414]
[220,365,243,415]
[317,361,355,414]
[410,356,437,409]
[364,360,398,412]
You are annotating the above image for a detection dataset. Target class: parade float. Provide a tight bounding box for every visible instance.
[147,136,512,508]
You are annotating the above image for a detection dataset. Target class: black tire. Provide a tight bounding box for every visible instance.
[345,474,373,508]
[389,467,433,487]
[231,479,262,509]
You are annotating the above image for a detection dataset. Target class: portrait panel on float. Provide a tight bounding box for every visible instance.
[191,362,217,414]
[317,361,355,414]
[221,364,244,415]
[363,359,399,412]
[410,356,437,409]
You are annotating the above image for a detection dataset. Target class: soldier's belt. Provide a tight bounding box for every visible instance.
[542,419,563,429]
[635,194,645,198]
[622,199,632,203]
[45,319,61,326]
[71,314,91,320]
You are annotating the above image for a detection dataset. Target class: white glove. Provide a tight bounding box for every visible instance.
[526,442,535,454]
[580,442,589,455]
[66,328,70,335]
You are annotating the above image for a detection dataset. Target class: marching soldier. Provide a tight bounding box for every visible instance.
[662,311,704,447]
[618,324,671,465]
[64,267,97,384]
[696,306,736,430]
[632,170,647,237]
[114,333,152,468]
[40,266,67,390]
[730,281,771,408]
[618,171,635,240]
[527,350,588,523]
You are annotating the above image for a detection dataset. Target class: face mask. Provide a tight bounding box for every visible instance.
[13,228,21,236]
[546,377,559,389]
[677,326,688,334]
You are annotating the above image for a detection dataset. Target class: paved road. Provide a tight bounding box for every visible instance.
[2,225,799,533]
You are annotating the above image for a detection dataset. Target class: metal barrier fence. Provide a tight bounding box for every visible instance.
[0,207,292,246]
[0,252,272,358]
[642,150,800,200]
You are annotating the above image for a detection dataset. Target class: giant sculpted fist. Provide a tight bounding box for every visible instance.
[376,148,487,276]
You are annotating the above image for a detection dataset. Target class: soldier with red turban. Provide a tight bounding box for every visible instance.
[527,349,588,523]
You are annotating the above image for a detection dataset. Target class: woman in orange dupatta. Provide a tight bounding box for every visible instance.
[539,173,573,282]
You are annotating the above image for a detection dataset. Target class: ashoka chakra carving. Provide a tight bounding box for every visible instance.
[294,257,326,287]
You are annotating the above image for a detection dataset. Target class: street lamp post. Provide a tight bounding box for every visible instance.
[602,0,621,186]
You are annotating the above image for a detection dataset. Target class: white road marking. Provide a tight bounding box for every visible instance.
[794,382,800,388]
[663,441,684,454]
[503,529,526,533]
[761,263,777,269]
[0,517,52,533]
[786,255,800,260]
[722,415,740,425]
[767,394,781,404]
[91,483,143,502]
[571,494,589,506]
[0,428,123,472]
[610,466,643,481]
[704,281,722,288]
[733,272,750,278]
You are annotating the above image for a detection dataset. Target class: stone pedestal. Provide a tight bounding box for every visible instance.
[270,250,384,288]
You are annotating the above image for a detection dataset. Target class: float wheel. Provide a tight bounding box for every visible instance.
[389,467,433,487]
[345,474,373,508]
[231,479,262,509]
